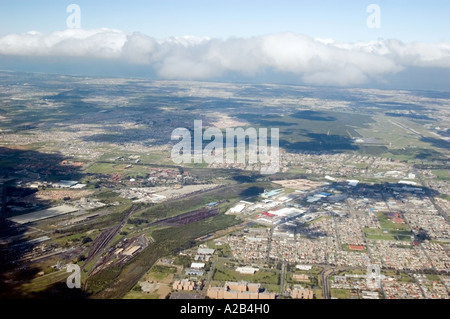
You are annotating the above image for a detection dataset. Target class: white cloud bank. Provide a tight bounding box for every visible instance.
[1,29,449,86]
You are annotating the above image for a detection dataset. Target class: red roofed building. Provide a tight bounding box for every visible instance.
[392,217,405,224]
[349,245,365,251]
[263,212,275,218]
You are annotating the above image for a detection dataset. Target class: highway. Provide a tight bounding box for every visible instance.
[321,268,334,299]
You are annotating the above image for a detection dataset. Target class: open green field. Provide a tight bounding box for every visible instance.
[20,270,69,295]
[123,291,159,299]
[356,114,449,162]
[213,267,279,285]
[376,212,411,231]
[330,288,351,299]
[433,170,450,181]
[52,229,101,247]
[382,270,414,283]
[145,265,177,281]
[98,150,174,166]
[363,227,412,241]
[426,274,441,281]
[335,269,367,276]
[263,284,280,293]
[206,242,233,258]
[86,162,154,176]
[362,212,413,241]
[288,265,322,276]
[357,115,422,150]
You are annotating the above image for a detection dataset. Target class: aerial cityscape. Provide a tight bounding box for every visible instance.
[0,1,449,303]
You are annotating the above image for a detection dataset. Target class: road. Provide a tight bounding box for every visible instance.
[279,261,287,295]
[321,268,334,299]
[202,255,220,296]
[266,226,274,263]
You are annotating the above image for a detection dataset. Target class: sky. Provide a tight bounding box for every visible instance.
[0,0,449,89]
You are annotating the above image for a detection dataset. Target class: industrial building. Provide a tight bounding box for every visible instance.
[261,188,283,199]
[296,265,313,271]
[7,205,78,224]
[53,180,79,188]
[190,262,205,269]
[230,203,246,214]
[197,248,215,255]
[256,207,305,225]
[235,266,259,275]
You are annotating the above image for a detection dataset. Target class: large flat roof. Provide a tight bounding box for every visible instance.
[7,205,78,224]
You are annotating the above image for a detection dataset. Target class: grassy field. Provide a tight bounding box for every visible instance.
[426,274,441,281]
[287,265,322,277]
[86,162,154,176]
[123,291,159,299]
[208,243,233,258]
[263,284,280,293]
[376,212,411,231]
[145,265,177,281]
[335,269,367,276]
[357,115,420,150]
[433,170,450,181]
[213,267,279,285]
[362,212,412,241]
[363,227,412,241]
[356,114,449,162]
[330,288,351,299]
[52,229,100,247]
[382,270,414,282]
[121,264,178,299]
[20,270,69,295]
[313,288,323,299]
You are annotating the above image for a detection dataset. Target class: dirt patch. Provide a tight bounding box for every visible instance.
[140,273,174,299]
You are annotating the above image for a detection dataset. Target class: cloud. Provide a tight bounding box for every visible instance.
[0,28,449,86]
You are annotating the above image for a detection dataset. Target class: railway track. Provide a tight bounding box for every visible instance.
[84,206,136,268]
